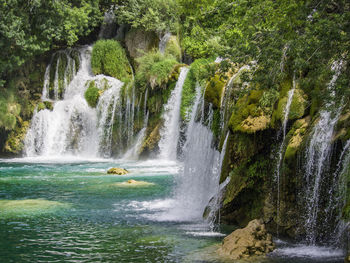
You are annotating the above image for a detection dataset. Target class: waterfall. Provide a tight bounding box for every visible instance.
[159,33,171,54]
[165,85,223,222]
[123,128,147,160]
[303,60,344,244]
[158,67,189,160]
[24,46,124,158]
[274,76,296,228]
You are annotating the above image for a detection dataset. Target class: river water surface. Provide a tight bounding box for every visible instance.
[0,158,344,262]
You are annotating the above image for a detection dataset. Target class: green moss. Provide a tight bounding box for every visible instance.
[274,89,307,123]
[284,117,310,160]
[165,36,182,61]
[204,74,226,109]
[180,58,215,121]
[91,40,131,83]
[135,50,178,89]
[228,90,269,133]
[4,121,29,154]
[84,81,100,108]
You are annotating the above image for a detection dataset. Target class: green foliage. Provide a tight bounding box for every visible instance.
[259,89,279,114]
[135,51,178,89]
[84,81,100,108]
[179,0,350,95]
[164,36,182,61]
[0,0,104,84]
[180,58,215,121]
[115,0,179,33]
[91,40,131,82]
[0,90,21,130]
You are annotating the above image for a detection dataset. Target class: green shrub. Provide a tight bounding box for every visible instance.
[135,51,178,89]
[91,40,131,82]
[165,36,182,61]
[180,58,215,121]
[84,81,100,108]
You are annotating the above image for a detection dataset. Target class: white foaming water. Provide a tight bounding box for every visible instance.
[25,46,124,158]
[158,67,189,160]
[272,244,344,259]
[303,60,344,244]
[123,128,146,160]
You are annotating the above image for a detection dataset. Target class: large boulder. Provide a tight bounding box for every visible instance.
[125,29,159,60]
[218,219,274,259]
[107,167,129,175]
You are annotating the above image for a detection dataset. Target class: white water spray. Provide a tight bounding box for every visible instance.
[158,67,189,160]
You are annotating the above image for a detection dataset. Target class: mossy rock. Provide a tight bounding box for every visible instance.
[273,89,307,122]
[4,120,29,154]
[284,116,310,160]
[228,90,270,133]
[37,101,53,112]
[335,111,350,141]
[84,81,100,108]
[239,115,271,133]
[107,167,129,175]
[0,199,69,218]
[125,29,159,60]
[139,123,162,156]
[112,180,154,187]
[204,74,226,109]
[91,40,132,82]
[165,36,182,61]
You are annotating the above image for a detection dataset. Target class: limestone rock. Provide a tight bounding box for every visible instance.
[113,180,154,187]
[107,167,129,175]
[125,29,159,60]
[218,219,274,259]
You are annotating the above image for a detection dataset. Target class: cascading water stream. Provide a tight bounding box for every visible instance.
[158,67,189,160]
[159,33,171,54]
[25,46,124,158]
[274,76,296,229]
[303,60,344,244]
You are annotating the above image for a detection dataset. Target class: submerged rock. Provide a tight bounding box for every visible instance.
[218,219,274,259]
[107,167,129,175]
[0,199,69,217]
[113,179,154,187]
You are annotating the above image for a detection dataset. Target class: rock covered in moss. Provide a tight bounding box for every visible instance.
[229,90,271,133]
[218,219,274,259]
[204,73,226,109]
[91,40,132,82]
[107,167,129,175]
[274,88,307,122]
[84,81,100,108]
[125,29,159,60]
[4,120,29,154]
[240,115,271,133]
[285,116,310,160]
[113,179,154,187]
[139,123,162,156]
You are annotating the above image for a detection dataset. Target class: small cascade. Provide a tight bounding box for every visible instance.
[98,10,117,39]
[329,139,350,242]
[219,65,250,136]
[123,128,147,160]
[159,33,171,54]
[205,132,231,228]
[25,46,124,158]
[274,76,296,227]
[303,60,344,244]
[96,78,123,157]
[158,67,189,160]
[169,88,223,222]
